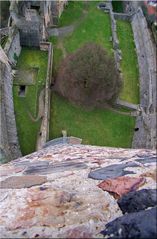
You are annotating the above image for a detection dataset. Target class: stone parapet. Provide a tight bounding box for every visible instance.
[0,144,156,238]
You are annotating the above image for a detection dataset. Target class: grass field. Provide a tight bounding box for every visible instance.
[63,2,113,54]
[58,1,85,27]
[117,20,139,104]
[49,1,113,75]
[13,48,48,155]
[50,93,135,148]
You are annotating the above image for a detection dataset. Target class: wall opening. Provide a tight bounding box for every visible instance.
[30,5,40,12]
[134,128,139,131]
[18,85,26,97]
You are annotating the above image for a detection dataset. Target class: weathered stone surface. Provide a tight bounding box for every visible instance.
[88,162,137,180]
[136,156,157,164]
[24,161,87,175]
[100,207,157,239]
[118,189,157,214]
[0,176,47,189]
[141,169,156,181]
[98,176,146,198]
[0,145,156,238]
[0,165,25,177]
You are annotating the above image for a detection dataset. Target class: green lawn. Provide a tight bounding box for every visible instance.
[13,48,48,155]
[63,2,113,54]
[58,1,85,27]
[117,20,139,104]
[49,93,135,148]
[49,1,113,75]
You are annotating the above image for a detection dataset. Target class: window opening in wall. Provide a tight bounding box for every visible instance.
[18,85,26,97]
[30,5,40,12]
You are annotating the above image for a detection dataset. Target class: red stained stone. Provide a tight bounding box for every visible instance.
[98,176,146,198]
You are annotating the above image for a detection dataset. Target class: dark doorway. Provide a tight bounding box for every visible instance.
[18,85,26,97]
[134,128,139,131]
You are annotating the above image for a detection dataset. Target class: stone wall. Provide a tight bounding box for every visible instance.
[0,27,10,36]
[36,42,53,150]
[0,27,21,163]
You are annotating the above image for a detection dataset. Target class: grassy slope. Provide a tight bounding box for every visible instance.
[13,48,47,155]
[50,93,135,148]
[117,20,139,104]
[49,1,136,148]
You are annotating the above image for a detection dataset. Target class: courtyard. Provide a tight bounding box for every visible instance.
[49,1,138,148]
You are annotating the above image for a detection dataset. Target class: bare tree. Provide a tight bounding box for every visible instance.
[55,43,122,108]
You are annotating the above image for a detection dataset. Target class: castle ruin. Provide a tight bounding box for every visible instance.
[0,0,156,164]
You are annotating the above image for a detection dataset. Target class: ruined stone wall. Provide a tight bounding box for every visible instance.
[131,8,156,110]
[108,3,120,71]
[19,21,40,47]
[0,64,11,162]
[131,8,156,149]
[114,12,133,21]
[109,3,156,149]
[0,27,10,36]
[36,42,53,150]
[4,27,21,64]
[0,27,21,163]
